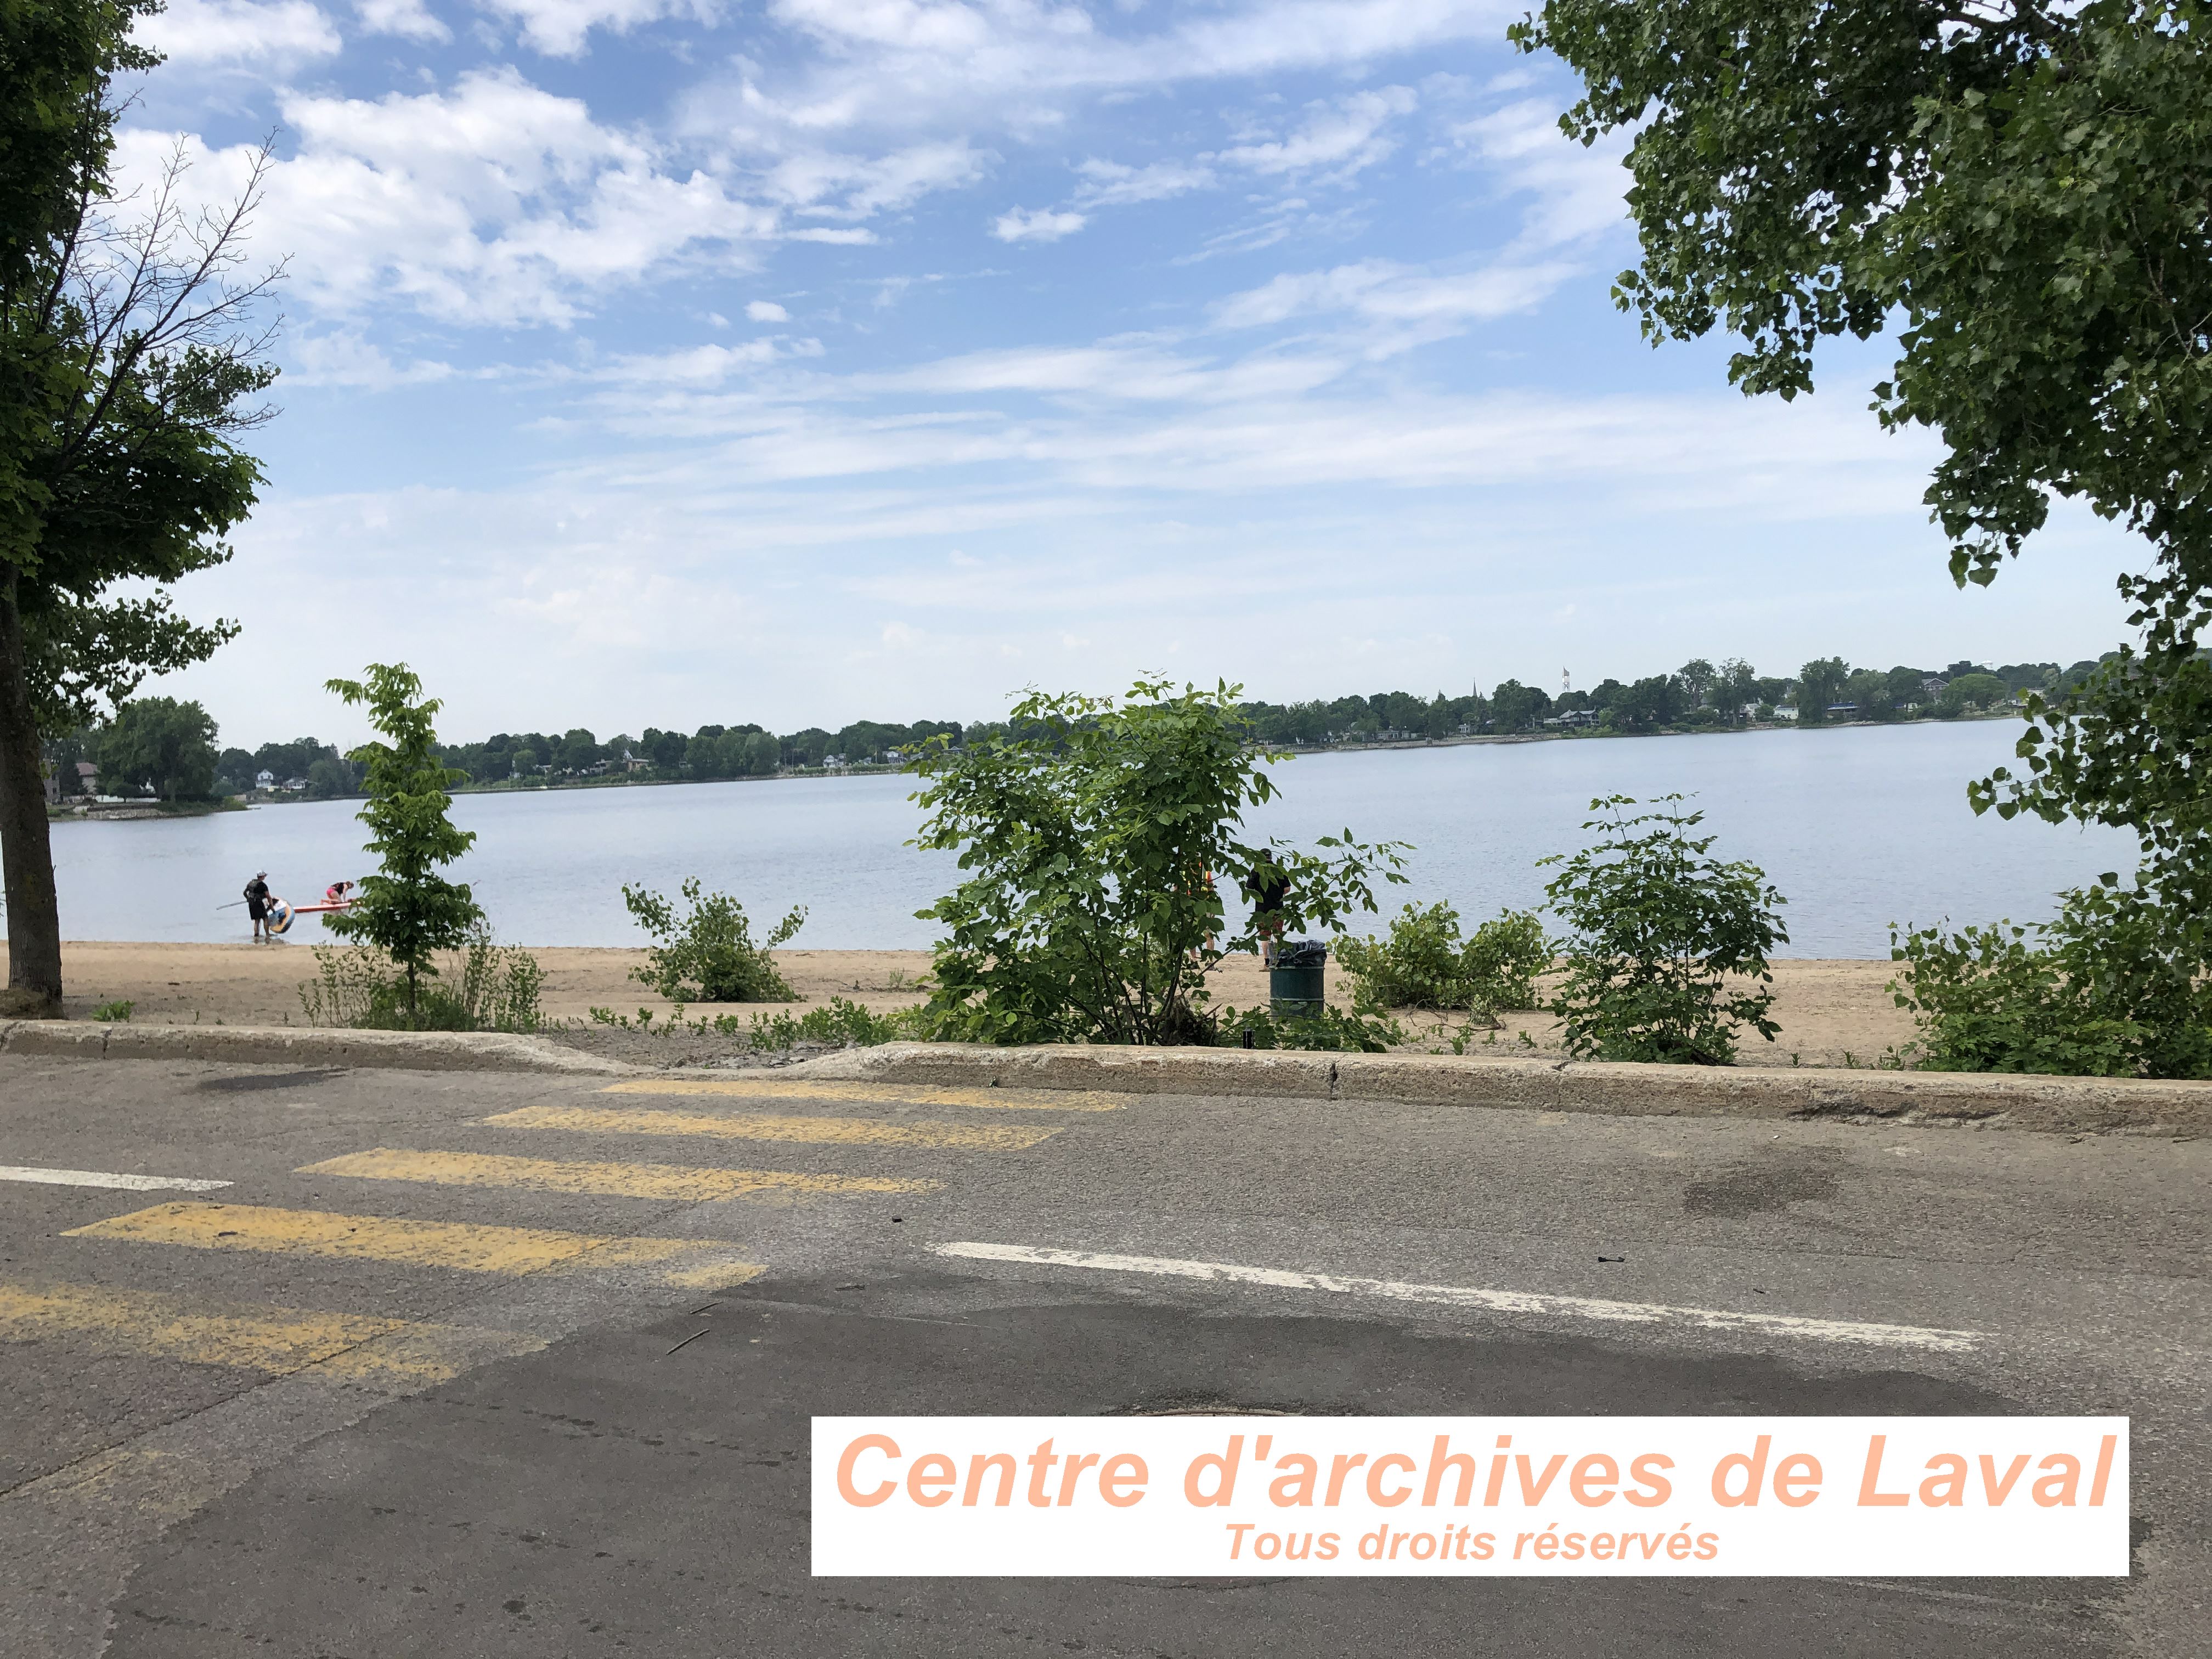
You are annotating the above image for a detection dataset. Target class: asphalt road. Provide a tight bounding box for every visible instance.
[0,1052,2204,1657]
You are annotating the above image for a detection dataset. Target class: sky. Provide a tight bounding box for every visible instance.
[120,0,2142,750]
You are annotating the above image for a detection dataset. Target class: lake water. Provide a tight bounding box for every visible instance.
[50,720,2134,957]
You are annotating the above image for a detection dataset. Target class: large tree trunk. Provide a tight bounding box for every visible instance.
[0,572,63,1017]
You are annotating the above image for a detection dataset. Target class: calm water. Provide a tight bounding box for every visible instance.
[51,721,2133,957]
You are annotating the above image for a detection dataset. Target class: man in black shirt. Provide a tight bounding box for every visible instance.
[1244,851,1293,968]
[243,872,271,942]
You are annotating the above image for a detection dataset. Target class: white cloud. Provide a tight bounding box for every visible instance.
[140,0,341,68]
[1444,97,1631,253]
[1212,257,1576,334]
[765,140,993,222]
[1070,158,1215,208]
[1216,85,1418,178]
[747,300,791,321]
[992,206,1086,243]
[476,0,718,57]
[355,0,450,42]
[286,331,458,388]
[120,70,776,327]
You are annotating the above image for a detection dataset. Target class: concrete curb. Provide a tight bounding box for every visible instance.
[787,1042,2212,1136]
[0,1021,634,1077]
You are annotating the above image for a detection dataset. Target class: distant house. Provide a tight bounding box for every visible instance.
[255,769,276,789]
[1826,703,1859,717]
[1542,709,1598,729]
[1772,706,1800,722]
[282,776,308,792]
[1922,675,1949,699]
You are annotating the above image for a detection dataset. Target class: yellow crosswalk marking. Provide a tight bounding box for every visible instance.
[64,1202,761,1287]
[599,1077,1125,1113]
[300,1148,941,1203]
[0,1281,541,1384]
[482,1103,1058,1150]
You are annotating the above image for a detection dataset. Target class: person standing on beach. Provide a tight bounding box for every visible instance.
[243,872,271,942]
[1244,850,1292,968]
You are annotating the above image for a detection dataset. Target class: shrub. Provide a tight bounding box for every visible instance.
[300,932,545,1032]
[748,997,922,1052]
[1541,794,1788,1065]
[622,878,804,1003]
[91,998,134,1022]
[1338,902,1550,1011]
[1212,1001,1404,1052]
[1891,879,2212,1077]
[910,679,1406,1046]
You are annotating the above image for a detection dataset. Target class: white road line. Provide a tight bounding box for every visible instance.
[935,1242,1983,1354]
[0,1165,232,1193]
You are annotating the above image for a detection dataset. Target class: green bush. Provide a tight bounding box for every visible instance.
[1891,880,2212,1077]
[1541,794,1788,1065]
[748,997,922,1052]
[299,933,545,1033]
[622,877,804,1003]
[1211,1001,1404,1052]
[1337,902,1550,1011]
[909,679,1405,1046]
[91,998,134,1023]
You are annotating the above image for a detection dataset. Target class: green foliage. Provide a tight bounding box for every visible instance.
[91,696,217,800]
[1337,902,1550,1012]
[91,997,132,1022]
[747,996,921,1052]
[1541,795,1788,1065]
[298,934,545,1034]
[1211,1001,1404,1053]
[1940,673,2010,717]
[621,877,804,1003]
[320,664,483,1025]
[1515,0,2212,1060]
[1891,882,2212,1079]
[909,679,1407,1046]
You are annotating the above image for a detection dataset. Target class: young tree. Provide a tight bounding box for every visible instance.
[1,1,278,1012]
[1513,0,2212,1009]
[909,680,1406,1045]
[321,665,483,1028]
[1542,795,1789,1065]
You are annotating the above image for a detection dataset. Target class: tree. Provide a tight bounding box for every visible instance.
[1513,0,2212,1020]
[320,664,482,1028]
[1609,673,1682,732]
[909,680,1406,1045]
[1,1,278,1012]
[1796,658,1849,724]
[93,696,216,799]
[1490,679,1550,732]
[1541,794,1788,1065]
[1941,672,2011,716]
[1714,657,1757,717]
[1677,658,1716,709]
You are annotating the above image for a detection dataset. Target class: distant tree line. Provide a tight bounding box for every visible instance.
[1240,654,2115,744]
[40,651,2116,806]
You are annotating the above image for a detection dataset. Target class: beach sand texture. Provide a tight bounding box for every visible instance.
[5,943,1917,1068]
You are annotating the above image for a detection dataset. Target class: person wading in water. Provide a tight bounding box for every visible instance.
[243,872,272,942]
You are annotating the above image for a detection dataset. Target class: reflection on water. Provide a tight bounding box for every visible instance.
[52,720,2132,957]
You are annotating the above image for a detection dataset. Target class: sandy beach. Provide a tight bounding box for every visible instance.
[5,941,1919,1067]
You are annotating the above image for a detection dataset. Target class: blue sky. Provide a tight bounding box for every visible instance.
[123,0,2138,748]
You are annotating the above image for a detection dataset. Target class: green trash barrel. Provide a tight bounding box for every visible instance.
[1269,940,1328,1018]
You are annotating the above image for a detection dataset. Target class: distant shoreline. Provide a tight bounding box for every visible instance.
[217,709,2025,809]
